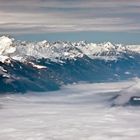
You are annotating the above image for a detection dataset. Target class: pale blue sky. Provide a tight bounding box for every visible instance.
[0,0,140,43]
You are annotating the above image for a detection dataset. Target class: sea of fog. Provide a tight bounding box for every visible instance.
[0,80,140,140]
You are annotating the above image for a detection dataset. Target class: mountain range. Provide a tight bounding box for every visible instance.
[0,36,140,93]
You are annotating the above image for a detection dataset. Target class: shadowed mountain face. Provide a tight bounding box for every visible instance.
[0,36,140,93]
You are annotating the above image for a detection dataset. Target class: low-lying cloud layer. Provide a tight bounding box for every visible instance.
[0,0,140,34]
[0,80,140,140]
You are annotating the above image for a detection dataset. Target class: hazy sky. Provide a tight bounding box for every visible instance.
[0,0,140,43]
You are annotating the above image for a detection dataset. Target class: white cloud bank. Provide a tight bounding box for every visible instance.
[0,79,140,140]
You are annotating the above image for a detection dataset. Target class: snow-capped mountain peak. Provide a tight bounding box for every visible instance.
[0,35,140,63]
[103,42,115,49]
[0,36,16,55]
